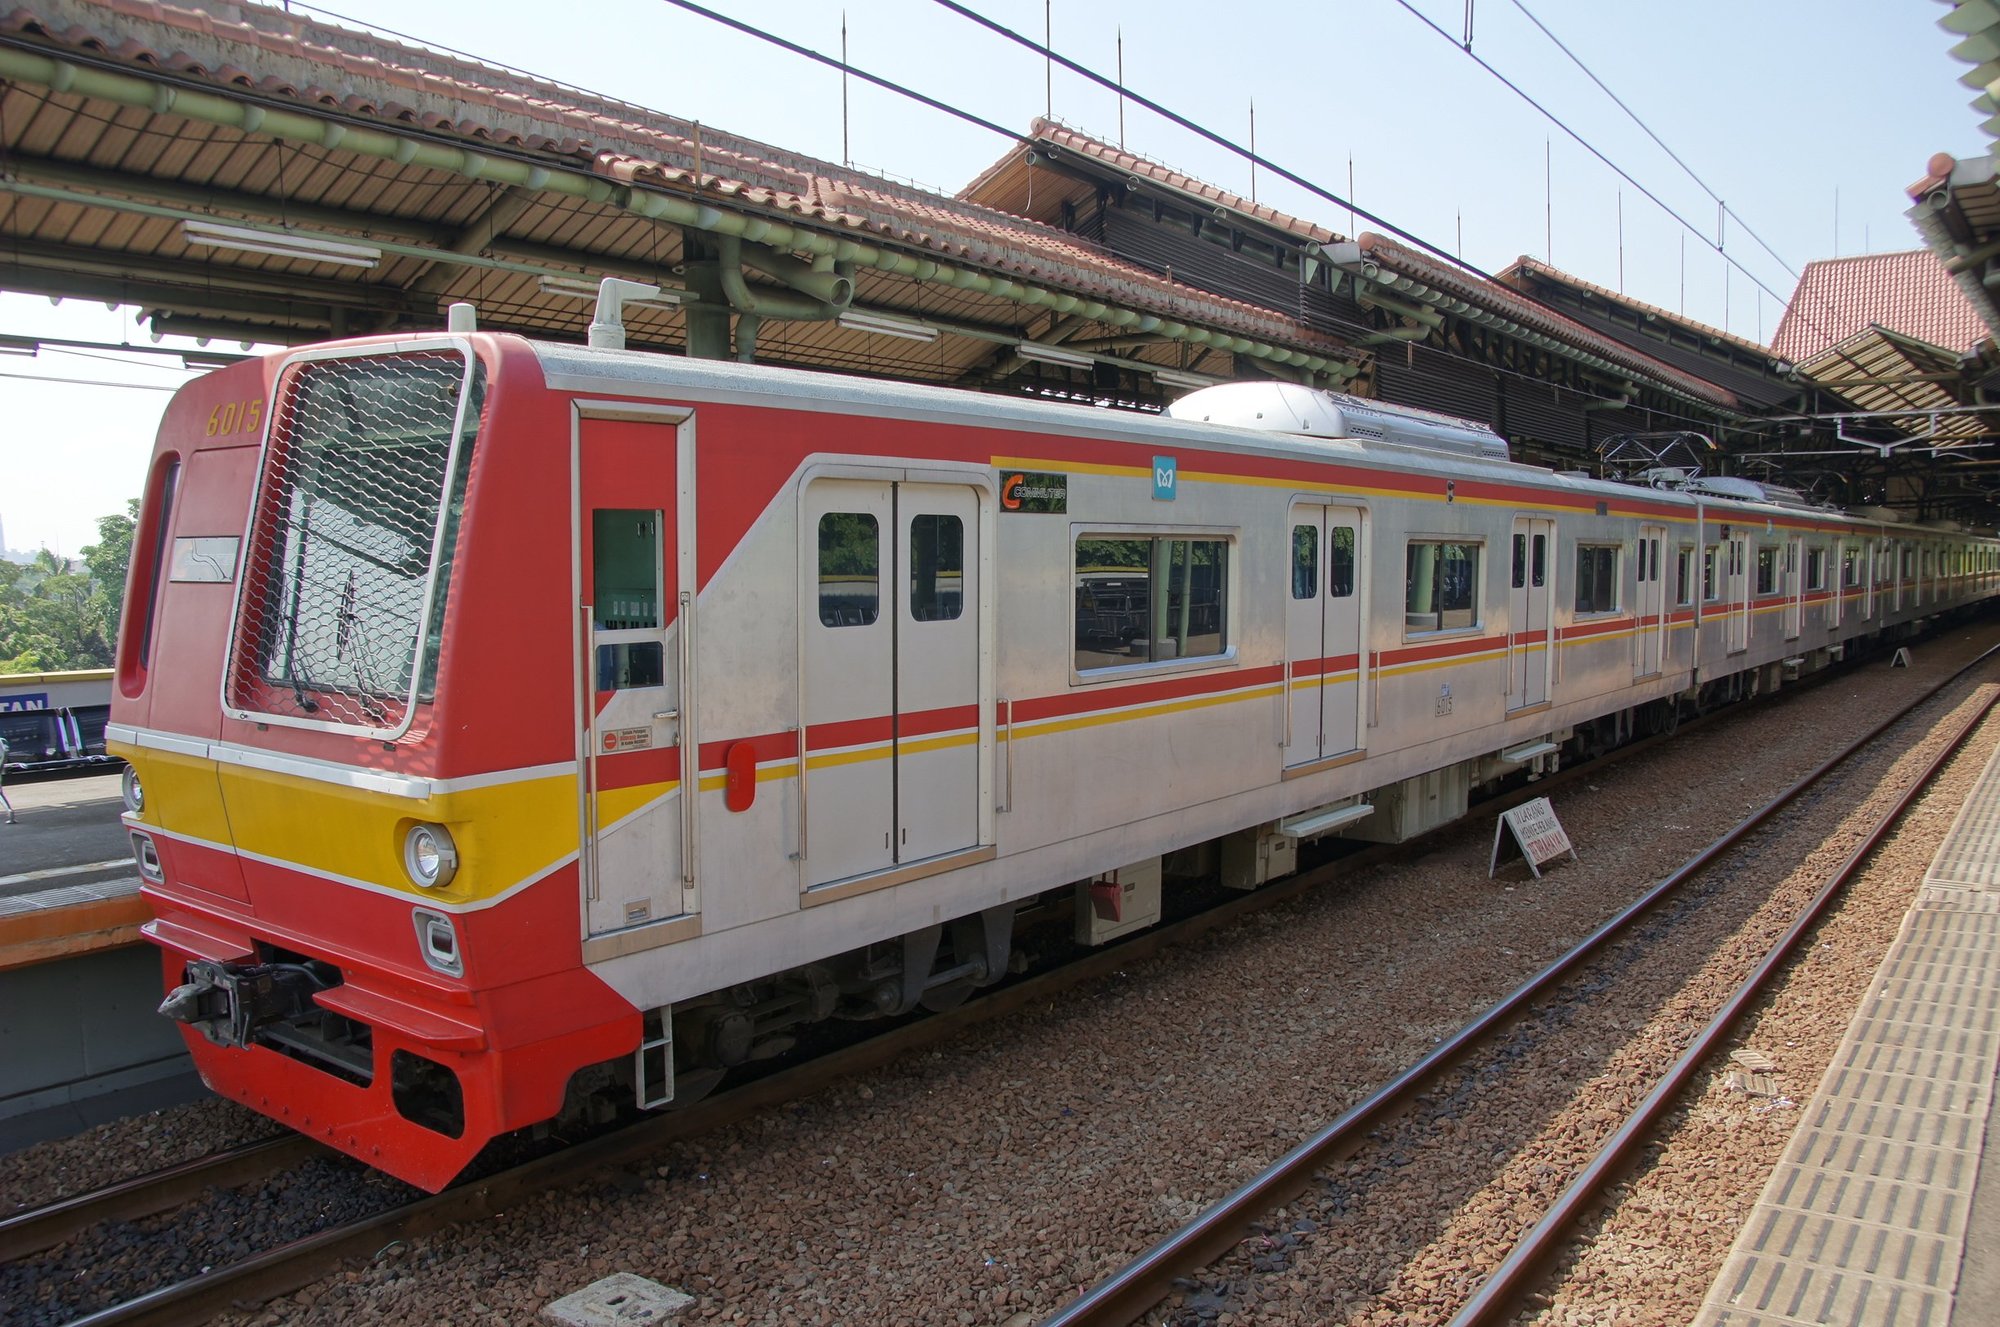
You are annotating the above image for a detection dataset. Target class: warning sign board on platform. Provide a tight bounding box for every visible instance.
[1488,796,1578,879]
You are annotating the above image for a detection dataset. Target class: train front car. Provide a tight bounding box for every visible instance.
[110,336,633,1191]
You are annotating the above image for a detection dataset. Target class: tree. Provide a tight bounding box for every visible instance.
[81,500,138,649]
[0,502,135,674]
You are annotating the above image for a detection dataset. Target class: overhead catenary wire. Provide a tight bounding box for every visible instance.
[20,1,1924,449]
[656,0,1772,431]
[1389,0,1862,353]
[921,0,1484,278]
[272,1,1853,380]
[1508,0,1803,284]
[921,0,1868,378]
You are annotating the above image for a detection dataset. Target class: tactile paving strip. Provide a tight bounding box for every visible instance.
[0,875,141,916]
[1693,743,2000,1326]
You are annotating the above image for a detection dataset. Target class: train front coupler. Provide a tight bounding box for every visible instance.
[159,958,332,1049]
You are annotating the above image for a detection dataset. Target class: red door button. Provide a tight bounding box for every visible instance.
[724,741,758,812]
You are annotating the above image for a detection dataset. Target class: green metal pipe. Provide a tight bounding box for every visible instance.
[736,241,853,306]
[1352,284,1445,328]
[712,236,835,320]
[0,44,1355,377]
[0,178,563,281]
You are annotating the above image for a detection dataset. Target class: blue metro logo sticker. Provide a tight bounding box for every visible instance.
[1152,455,1177,501]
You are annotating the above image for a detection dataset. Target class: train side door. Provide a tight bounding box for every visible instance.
[578,412,691,938]
[1508,517,1553,711]
[895,484,981,862]
[1285,504,1363,765]
[802,479,982,890]
[1726,535,1750,652]
[1634,524,1666,678]
[1782,536,1803,639]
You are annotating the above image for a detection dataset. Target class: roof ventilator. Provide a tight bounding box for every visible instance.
[1165,382,1508,461]
[589,278,664,351]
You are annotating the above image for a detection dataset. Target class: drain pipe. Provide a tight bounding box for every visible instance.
[712,235,837,321]
[736,241,853,307]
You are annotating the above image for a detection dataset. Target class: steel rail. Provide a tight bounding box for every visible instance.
[1036,641,2000,1327]
[0,1135,321,1262]
[39,634,1980,1326]
[1448,681,2000,1326]
[41,697,1702,1327]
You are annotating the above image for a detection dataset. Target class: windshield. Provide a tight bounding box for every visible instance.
[227,349,483,736]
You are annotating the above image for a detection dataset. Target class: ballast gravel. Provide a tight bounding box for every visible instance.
[6,626,1997,1326]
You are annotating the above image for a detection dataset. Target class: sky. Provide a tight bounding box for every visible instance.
[0,0,1985,554]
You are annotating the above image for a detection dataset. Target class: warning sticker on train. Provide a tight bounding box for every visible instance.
[1488,797,1578,879]
[602,726,654,753]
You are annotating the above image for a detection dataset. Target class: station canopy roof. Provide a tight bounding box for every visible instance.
[962,118,1740,411]
[3,0,1998,523]
[0,0,1359,389]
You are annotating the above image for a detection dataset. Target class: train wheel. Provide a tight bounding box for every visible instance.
[918,979,975,1013]
[664,1066,726,1108]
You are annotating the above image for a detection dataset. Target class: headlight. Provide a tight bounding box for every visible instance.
[403,823,459,889]
[121,765,145,815]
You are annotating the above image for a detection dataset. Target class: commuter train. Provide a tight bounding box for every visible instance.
[1,668,114,771]
[109,305,2000,1190]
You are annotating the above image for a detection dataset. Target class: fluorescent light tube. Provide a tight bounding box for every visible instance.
[837,310,940,343]
[538,276,685,308]
[182,220,380,268]
[1014,341,1094,370]
[1153,368,1222,390]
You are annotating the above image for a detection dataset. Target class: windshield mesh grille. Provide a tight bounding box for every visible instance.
[226,349,480,735]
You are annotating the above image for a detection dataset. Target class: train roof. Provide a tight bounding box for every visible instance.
[450,336,1972,536]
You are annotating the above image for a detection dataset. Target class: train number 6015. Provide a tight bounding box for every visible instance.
[206,398,265,437]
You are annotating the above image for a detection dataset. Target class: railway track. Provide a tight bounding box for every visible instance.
[5,636,1980,1326]
[0,1136,320,1264]
[1036,648,2000,1327]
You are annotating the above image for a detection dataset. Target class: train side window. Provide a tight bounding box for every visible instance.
[1573,544,1619,615]
[1511,534,1526,590]
[1291,525,1318,599]
[1806,547,1826,590]
[592,508,664,694]
[1330,526,1355,598]
[123,453,180,683]
[1404,540,1480,633]
[1075,535,1230,672]
[818,513,880,627]
[908,514,963,622]
[1532,534,1546,587]
[1675,546,1693,606]
[1840,547,1859,588]
[1756,547,1777,595]
[592,510,661,630]
[1702,545,1717,602]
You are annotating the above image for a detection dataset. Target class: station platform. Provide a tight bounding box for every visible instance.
[0,769,147,970]
[0,770,196,1150]
[1694,743,2000,1326]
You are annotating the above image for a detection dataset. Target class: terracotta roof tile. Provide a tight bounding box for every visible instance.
[1501,256,1776,360]
[986,117,1342,246]
[1771,250,1986,361]
[0,0,1353,357]
[968,120,1736,408]
[1352,234,1737,409]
